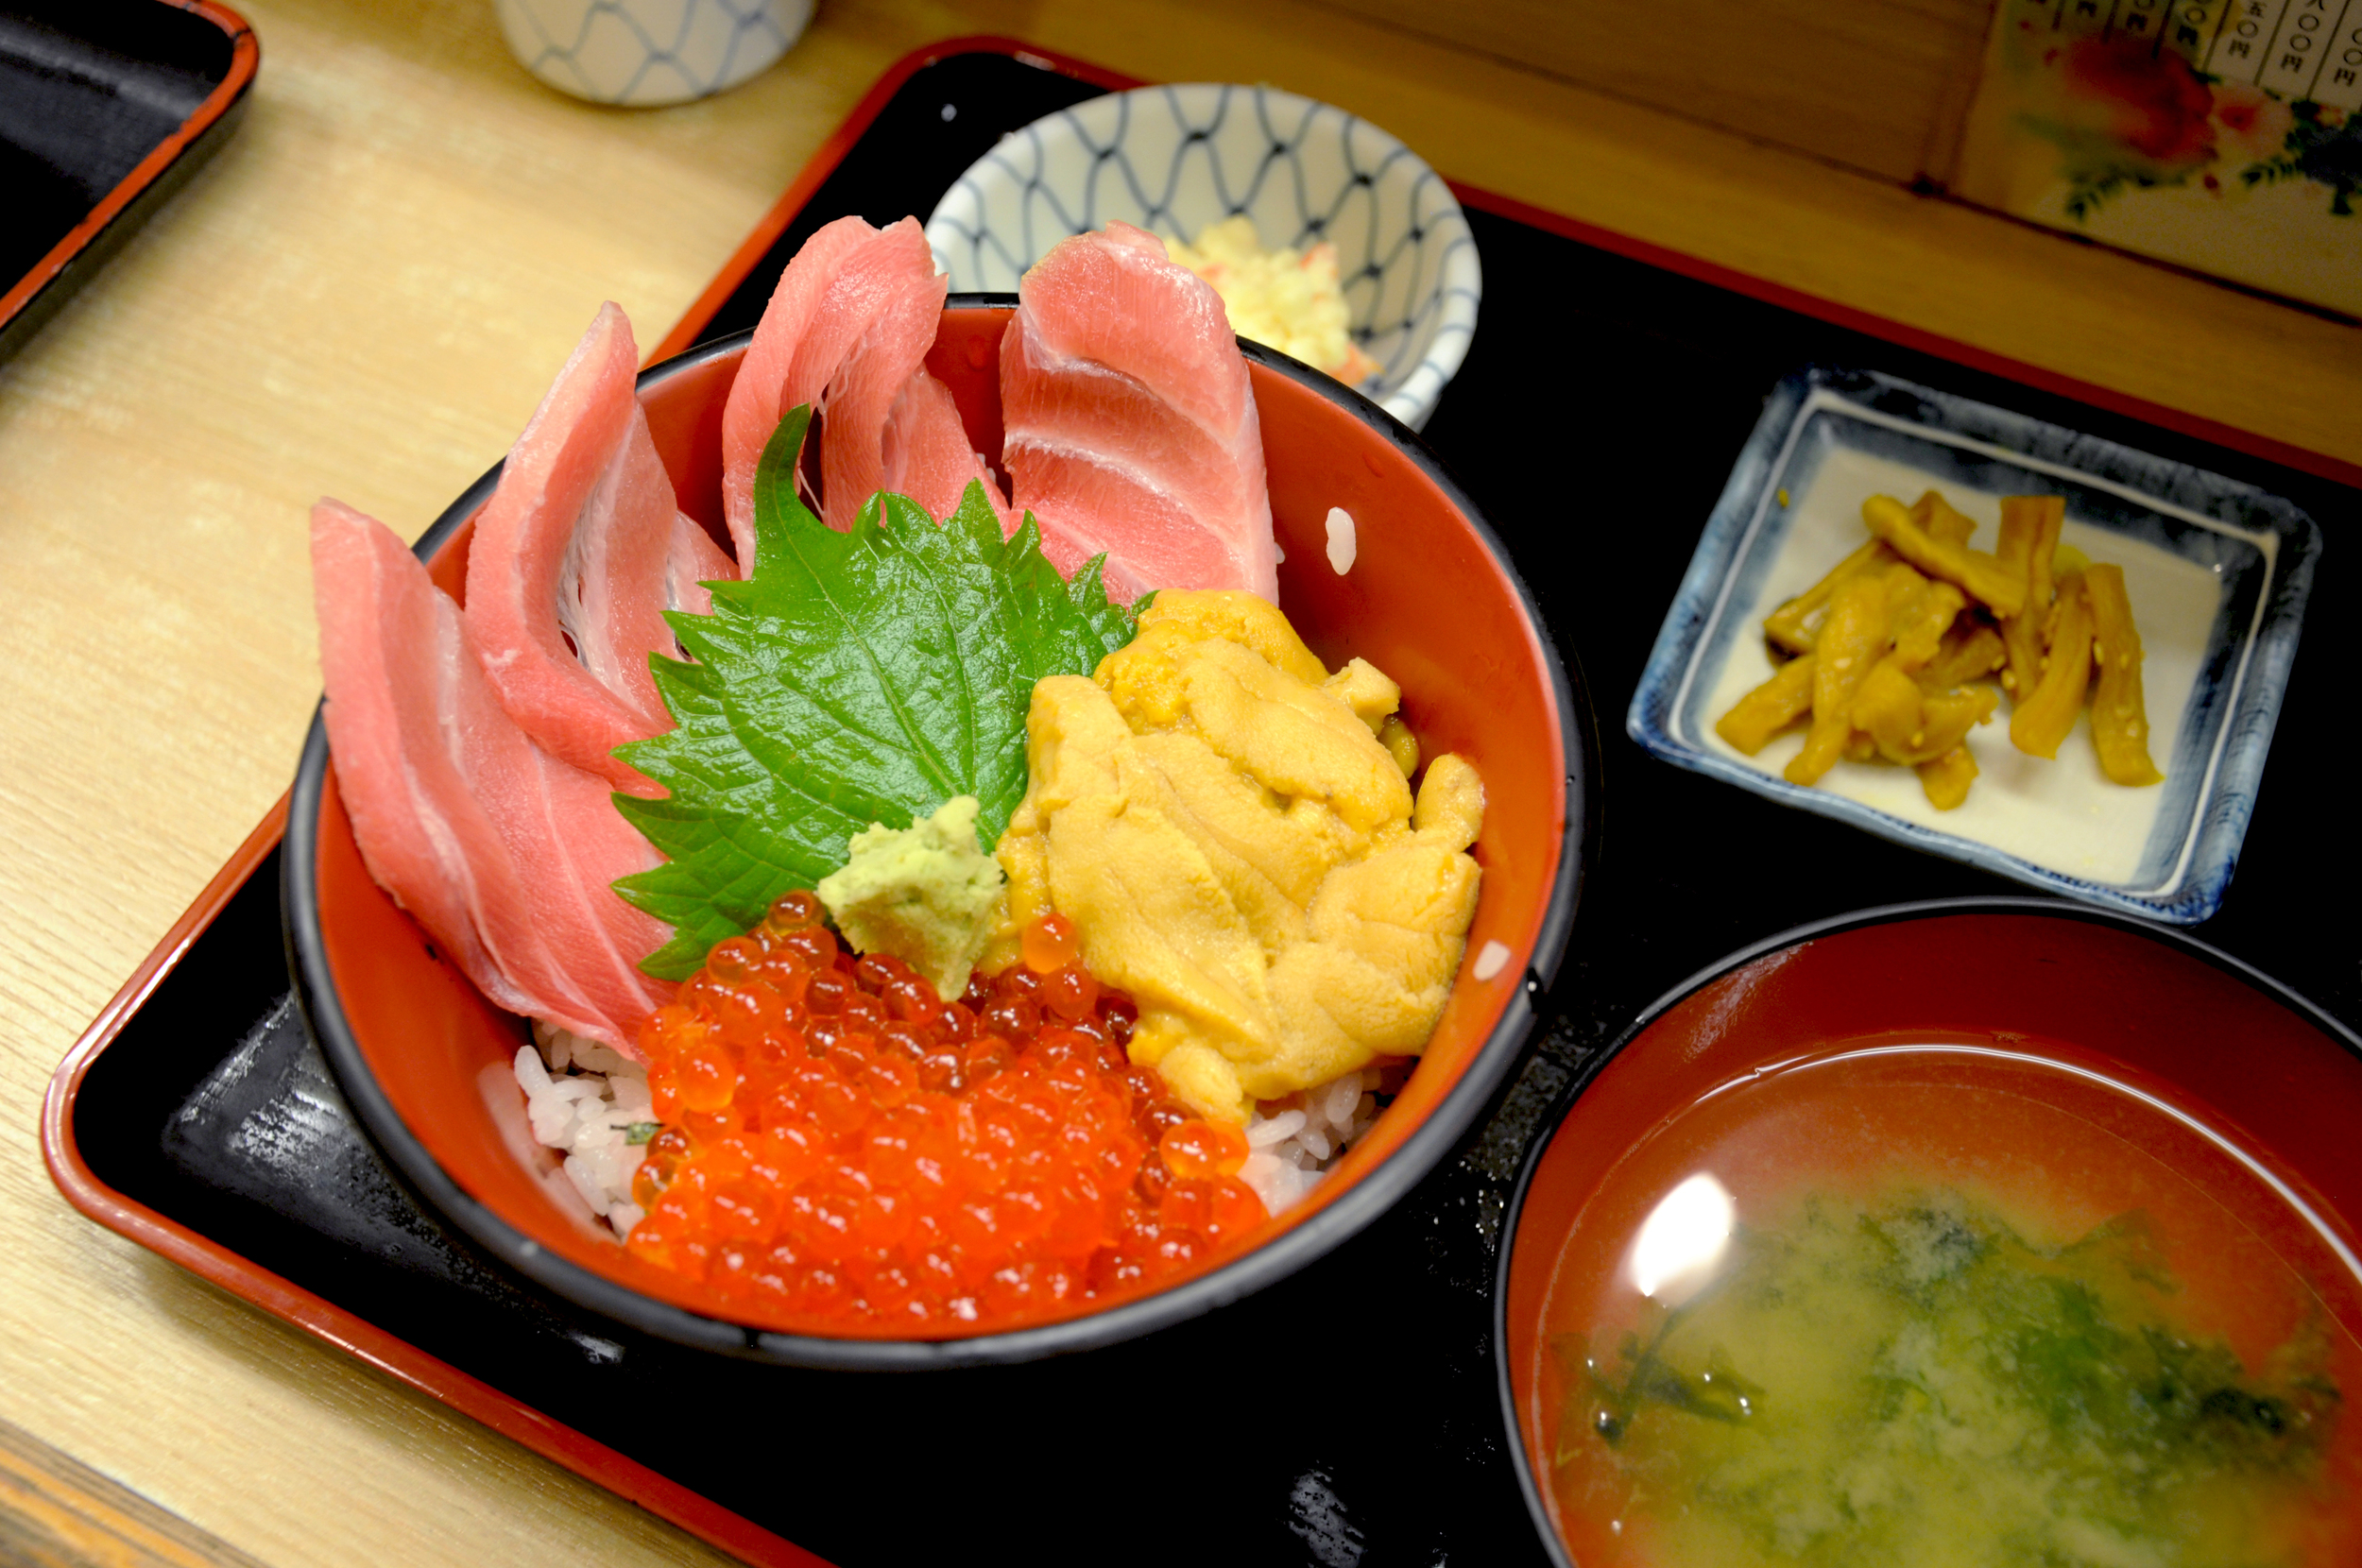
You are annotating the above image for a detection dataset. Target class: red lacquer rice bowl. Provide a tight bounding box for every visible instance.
[286,301,1590,1369]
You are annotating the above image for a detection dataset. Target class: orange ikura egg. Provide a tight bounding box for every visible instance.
[1160,1118,1249,1180]
[1020,912,1080,974]
[623,913,1271,1335]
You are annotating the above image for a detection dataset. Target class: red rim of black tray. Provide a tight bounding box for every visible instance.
[0,1,262,351]
[41,32,2362,1568]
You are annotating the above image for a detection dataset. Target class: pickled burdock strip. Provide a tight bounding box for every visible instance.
[2009,571,2095,759]
[1852,667,1997,767]
[1716,655,1815,754]
[1861,495,2026,619]
[2022,498,2063,624]
[1994,495,2064,702]
[1838,567,1961,761]
[1912,488,1978,547]
[1785,571,1893,785]
[1848,664,1926,760]
[1762,537,1894,656]
[1888,574,1967,672]
[1895,685,1999,765]
[1916,744,1978,810]
[2085,563,2164,787]
[1755,493,1968,657]
[1919,622,2007,691]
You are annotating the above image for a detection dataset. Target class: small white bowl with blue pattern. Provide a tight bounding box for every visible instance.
[495,0,811,107]
[924,82,1480,431]
[1628,366,2322,926]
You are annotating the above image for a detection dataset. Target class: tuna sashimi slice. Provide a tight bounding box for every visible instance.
[718,213,879,565]
[666,512,734,622]
[817,265,950,533]
[1016,223,1250,439]
[314,499,535,1016]
[464,302,681,794]
[881,366,1013,529]
[1001,224,1276,602]
[779,218,937,419]
[987,443,1180,604]
[718,216,943,547]
[999,317,1264,598]
[460,690,676,1045]
[314,500,656,1047]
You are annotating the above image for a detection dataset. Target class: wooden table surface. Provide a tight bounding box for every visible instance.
[2,1,2354,1563]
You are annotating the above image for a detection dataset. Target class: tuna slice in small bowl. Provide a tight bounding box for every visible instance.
[285,224,1584,1371]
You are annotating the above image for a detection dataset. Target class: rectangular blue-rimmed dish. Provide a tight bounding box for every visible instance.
[1629,366,2320,925]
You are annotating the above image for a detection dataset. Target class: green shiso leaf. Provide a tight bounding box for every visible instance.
[610,405,1141,980]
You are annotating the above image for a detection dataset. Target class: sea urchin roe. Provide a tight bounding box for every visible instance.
[992,589,1485,1123]
[624,907,1268,1334]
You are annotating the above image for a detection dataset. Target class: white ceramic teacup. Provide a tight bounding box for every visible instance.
[495,0,811,107]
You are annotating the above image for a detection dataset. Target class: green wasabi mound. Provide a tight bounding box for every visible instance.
[815,795,1003,999]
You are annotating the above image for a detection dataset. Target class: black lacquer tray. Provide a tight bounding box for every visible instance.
[0,0,257,363]
[50,41,2359,1568]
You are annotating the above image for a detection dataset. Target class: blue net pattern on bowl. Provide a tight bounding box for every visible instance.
[925,83,1481,430]
[496,0,802,105]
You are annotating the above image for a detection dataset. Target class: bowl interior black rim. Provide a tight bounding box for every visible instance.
[1487,894,2362,1568]
[285,315,1596,1370]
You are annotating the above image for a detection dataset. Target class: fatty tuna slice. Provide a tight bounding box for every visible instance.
[718,213,880,564]
[314,500,657,1047]
[1001,223,1276,602]
[667,512,734,622]
[719,217,949,544]
[881,366,1013,529]
[999,319,1256,601]
[461,692,676,1048]
[816,264,950,533]
[780,218,937,422]
[464,301,680,794]
[313,498,537,1017]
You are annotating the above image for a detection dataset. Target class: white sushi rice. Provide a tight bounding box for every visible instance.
[1238,1065,1384,1216]
[512,1023,1382,1233]
[514,1020,652,1237]
[1324,506,1357,574]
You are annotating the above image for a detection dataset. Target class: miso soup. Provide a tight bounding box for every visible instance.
[1537,1044,2362,1567]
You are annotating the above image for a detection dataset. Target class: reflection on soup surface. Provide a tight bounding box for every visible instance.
[1540,1048,2361,1567]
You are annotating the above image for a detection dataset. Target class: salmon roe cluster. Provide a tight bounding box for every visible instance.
[625,895,1269,1332]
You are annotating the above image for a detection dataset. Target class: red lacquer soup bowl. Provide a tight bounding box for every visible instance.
[286,301,1590,1370]
[1496,901,2362,1567]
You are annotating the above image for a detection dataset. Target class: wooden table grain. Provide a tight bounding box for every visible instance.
[2,1,2353,1563]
